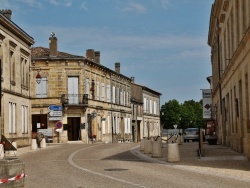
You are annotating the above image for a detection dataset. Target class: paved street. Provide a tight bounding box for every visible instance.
[12,142,250,188]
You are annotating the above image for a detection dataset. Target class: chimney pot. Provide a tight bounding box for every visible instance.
[115,62,120,74]
[95,51,100,64]
[49,33,58,57]
[1,9,12,19]
[86,49,95,61]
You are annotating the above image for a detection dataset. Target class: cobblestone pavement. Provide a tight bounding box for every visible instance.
[132,141,250,182]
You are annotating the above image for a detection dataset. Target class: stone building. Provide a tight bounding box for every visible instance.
[131,80,161,142]
[31,34,132,143]
[0,10,34,147]
[208,0,250,159]
[142,85,161,139]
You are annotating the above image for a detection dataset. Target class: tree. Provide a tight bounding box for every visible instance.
[161,99,181,129]
[161,99,204,130]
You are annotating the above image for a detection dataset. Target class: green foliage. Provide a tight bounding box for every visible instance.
[161,99,204,130]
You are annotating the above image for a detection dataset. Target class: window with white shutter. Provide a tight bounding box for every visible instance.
[68,77,79,104]
[101,83,105,101]
[85,78,89,96]
[36,77,47,98]
[112,86,115,103]
[107,85,111,102]
[9,102,16,133]
[102,119,105,134]
[96,81,100,100]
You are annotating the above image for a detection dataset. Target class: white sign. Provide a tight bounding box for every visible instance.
[49,117,62,121]
[49,111,62,117]
[202,89,212,119]
[37,128,53,137]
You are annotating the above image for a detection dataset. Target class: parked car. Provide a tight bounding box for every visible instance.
[183,128,205,142]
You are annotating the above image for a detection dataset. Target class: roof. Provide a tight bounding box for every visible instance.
[0,11,34,46]
[31,46,84,59]
[132,82,161,96]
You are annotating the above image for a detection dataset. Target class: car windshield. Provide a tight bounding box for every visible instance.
[185,128,198,132]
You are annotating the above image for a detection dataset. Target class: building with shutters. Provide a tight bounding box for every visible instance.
[131,80,161,143]
[0,10,34,147]
[31,34,132,143]
[208,0,250,159]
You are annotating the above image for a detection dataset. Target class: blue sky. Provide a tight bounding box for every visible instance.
[1,0,214,105]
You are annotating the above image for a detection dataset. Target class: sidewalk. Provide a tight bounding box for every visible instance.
[132,141,250,182]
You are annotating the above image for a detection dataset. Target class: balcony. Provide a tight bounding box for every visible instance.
[61,94,88,107]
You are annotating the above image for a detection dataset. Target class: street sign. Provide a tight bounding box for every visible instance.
[49,117,62,121]
[56,121,63,129]
[49,111,62,117]
[48,105,62,111]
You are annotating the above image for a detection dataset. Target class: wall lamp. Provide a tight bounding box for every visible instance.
[30,67,42,84]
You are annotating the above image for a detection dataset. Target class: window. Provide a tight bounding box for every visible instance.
[101,83,105,101]
[102,119,105,134]
[10,50,15,83]
[107,115,111,133]
[68,77,79,104]
[9,102,16,133]
[22,105,28,133]
[107,84,111,102]
[112,86,115,103]
[21,57,28,88]
[36,77,47,98]
[96,81,100,100]
[85,78,89,96]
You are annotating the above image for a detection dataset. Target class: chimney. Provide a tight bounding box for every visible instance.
[115,62,120,74]
[131,77,135,83]
[86,49,95,61]
[49,32,57,57]
[94,51,100,64]
[1,9,12,19]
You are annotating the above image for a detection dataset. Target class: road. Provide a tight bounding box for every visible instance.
[19,143,249,188]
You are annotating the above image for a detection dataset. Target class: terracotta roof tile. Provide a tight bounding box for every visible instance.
[31,46,84,58]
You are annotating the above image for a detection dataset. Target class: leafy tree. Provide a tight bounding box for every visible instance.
[161,99,181,129]
[161,99,204,130]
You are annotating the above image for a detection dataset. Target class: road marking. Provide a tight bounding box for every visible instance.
[68,145,148,188]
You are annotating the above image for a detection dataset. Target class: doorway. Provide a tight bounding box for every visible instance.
[67,117,81,141]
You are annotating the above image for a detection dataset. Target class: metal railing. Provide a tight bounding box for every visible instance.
[61,94,88,105]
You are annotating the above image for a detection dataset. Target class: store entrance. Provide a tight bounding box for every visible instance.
[67,117,81,141]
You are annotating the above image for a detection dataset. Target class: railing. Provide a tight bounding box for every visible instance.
[61,94,88,105]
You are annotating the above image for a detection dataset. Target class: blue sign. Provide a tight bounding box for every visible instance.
[48,105,62,111]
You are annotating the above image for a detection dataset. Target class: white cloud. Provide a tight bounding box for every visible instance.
[16,0,42,7]
[122,3,146,14]
[48,0,72,7]
[80,2,88,11]
[160,0,171,9]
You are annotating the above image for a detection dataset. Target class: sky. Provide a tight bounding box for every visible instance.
[1,0,214,105]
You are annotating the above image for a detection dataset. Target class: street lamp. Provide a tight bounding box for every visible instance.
[35,72,42,84]
[30,67,42,84]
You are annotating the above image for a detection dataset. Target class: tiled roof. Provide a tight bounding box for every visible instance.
[31,46,84,58]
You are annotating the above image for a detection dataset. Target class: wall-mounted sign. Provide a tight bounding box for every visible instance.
[49,111,62,117]
[56,121,63,129]
[48,105,62,111]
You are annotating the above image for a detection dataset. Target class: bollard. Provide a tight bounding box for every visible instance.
[0,158,25,187]
[177,135,181,145]
[40,138,46,148]
[0,144,4,159]
[144,139,152,154]
[31,139,38,150]
[140,138,145,151]
[167,143,180,162]
[152,137,162,158]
